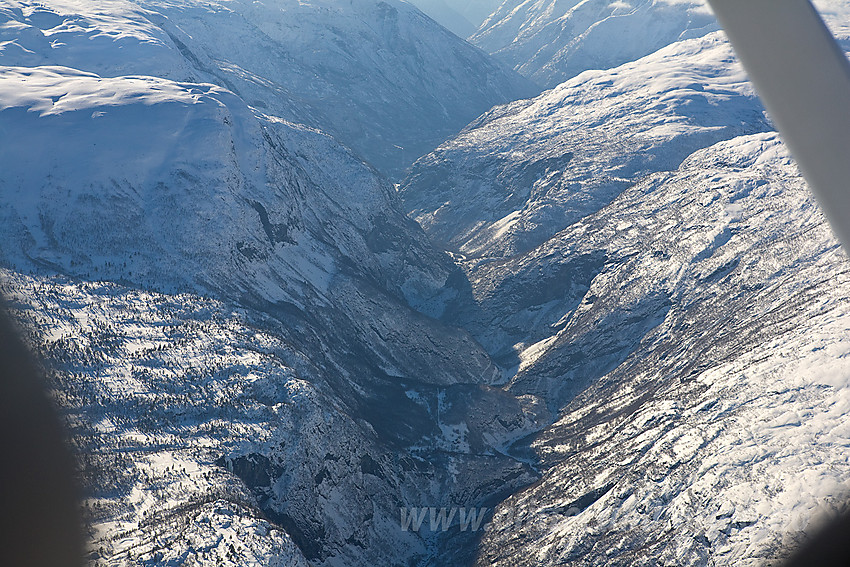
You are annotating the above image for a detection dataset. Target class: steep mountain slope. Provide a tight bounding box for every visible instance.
[0,58,537,567]
[473,132,850,566]
[2,271,404,567]
[3,268,539,567]
[0,66,492,386]
[0,0,536,178]
[471,0,717,87]
[470,0,850,89]
[401,33,769,260]
[6,1,850,566]
[401,11,850,564]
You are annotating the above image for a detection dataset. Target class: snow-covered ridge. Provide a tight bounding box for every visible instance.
[1,0,536,178]
[471,0,718,87]
[401,32,768,260]
[0,0,193,77]
[471,0,850,89]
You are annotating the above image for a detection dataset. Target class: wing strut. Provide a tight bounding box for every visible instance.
[707,0,850,251]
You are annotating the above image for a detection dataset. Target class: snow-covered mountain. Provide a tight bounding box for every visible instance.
[5,0,850,565]
[470,0,850,89]
[4,63,526,388]
[401,33,769,260]
[0,9,538,563]
[471,0,718,87]
[0,0,536,178]
[474,131,850,566]
[399,13,850,564]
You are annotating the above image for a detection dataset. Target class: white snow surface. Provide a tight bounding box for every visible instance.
[471,0,850,88]
[0,0,535,178]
